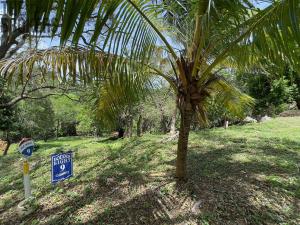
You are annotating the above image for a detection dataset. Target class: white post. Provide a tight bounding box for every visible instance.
[224,120,229,129]
[23,159,31,198]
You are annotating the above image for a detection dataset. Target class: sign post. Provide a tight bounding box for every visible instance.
[19,138,34,199]
[23,159,31,198]
[51,151,73,184]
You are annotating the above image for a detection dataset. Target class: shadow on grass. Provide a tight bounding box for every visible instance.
[1,134,299,225]
[0,138,171,224]
[177,135,300,224]
[36,143,63,150]
[94,137,121,143]
[45,136,300,224]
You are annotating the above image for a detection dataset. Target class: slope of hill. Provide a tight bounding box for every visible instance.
[1,117,299,225]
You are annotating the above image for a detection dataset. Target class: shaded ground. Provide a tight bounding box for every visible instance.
[0,117,299,225]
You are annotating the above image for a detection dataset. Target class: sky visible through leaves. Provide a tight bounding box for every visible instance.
[0,0,271,50]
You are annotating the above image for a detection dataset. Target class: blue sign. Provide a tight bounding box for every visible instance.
[51,152,73,183]
[19,140,34,157]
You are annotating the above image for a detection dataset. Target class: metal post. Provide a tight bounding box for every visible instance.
[23,159,31,198]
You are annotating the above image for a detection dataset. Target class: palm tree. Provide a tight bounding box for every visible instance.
[1,0,300,179]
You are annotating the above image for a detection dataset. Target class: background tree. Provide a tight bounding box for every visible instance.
[18,97,55,141]
[0,78,19,155]
[238,65,299,116]
[51,95,80,137]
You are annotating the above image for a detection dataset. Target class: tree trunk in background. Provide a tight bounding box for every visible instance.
[3,133,11,156]
[175,102,193,179]
[56,119,60,138]
[117,128,125,138]
[224,115,228,129]
[125,115,133,137]
[137,114,143,137]
[0,12,29,60]
[296,98,300,109]
[169,106,177,135]
[160,116,169,133]
[94,126,102,137]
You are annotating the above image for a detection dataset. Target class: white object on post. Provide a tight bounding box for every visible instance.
[18,138,34,199]
[17,138,35,217]
[23,159,31,198]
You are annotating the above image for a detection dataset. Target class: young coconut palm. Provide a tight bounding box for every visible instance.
[1,0,300,179]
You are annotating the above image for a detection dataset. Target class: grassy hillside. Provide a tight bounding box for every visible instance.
[0,117,299,225]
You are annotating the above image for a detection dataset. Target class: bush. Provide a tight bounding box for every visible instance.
[240,72,298,116]
[269,77,297,107]
[18,98,56,141]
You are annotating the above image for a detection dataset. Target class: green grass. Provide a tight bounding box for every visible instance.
[0,117,299,225]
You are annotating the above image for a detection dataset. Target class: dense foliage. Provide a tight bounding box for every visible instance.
[238,66,299,116]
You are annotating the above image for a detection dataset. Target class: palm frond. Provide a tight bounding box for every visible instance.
[203,0,300,75]
[0,47,104,85]
[209,78,254,117]
[195,74,254,126]
[95,70,152,129]
[0,46,154,87]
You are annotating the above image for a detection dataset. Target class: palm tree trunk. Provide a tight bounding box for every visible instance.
[175,103,193,179]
